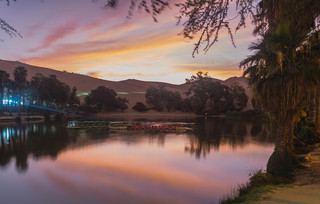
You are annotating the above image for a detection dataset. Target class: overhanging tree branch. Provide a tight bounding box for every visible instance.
[0,0,21,38]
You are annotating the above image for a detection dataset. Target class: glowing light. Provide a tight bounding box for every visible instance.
[77,92,89,97]
[6,128,9,140]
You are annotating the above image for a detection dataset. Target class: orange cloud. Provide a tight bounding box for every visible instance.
[175,63,243,79]
[104,72,152,77]
[86,71,103,78]
[86,71,156,78]
[89,21,141,41]
[22,29,184,70]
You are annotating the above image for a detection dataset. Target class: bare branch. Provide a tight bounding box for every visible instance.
[176,0,255,56]
[94,0,170,22]
[0,0,21,37]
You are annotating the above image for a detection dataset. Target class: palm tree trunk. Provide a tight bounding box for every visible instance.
[267,118,297,176]
[310,89,316,122]
[274,120,294,154]
[315,87,320,133]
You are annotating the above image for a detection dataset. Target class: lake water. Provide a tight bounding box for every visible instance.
[0,118,274,204]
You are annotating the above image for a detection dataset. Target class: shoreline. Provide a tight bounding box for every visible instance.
[92,110,225,119]
[221,143,320,203]
[0,111,226,123]
[258,143,320,203]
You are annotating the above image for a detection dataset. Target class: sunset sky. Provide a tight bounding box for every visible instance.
[0,0,256,84]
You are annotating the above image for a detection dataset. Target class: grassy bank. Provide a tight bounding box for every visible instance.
[220,170,293,203]
[220,142,320,203]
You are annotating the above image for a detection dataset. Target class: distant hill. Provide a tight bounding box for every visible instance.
[0,59,252,110]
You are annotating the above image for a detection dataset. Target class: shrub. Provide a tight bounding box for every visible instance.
[132,102,148,112]
[295,116,320,145]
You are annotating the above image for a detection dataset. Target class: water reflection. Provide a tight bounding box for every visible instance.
[186,118,274,158]
[0,123,110,173]
[0,118,274,173]
[0,118,274,203]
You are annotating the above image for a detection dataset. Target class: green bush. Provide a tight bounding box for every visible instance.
[295,116,319,145]
[249,170,274,187]
[297,125,318,144]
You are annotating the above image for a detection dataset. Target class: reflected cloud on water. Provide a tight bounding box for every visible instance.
[0,118,275,204]
[0,118,274,173]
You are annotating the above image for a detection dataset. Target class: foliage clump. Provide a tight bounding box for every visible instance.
[84,86,128,112]
[185,72,248,115]
[132,102,148,112]
[220,170,292,204]
[295,113,320,145]
[145,86,182,112]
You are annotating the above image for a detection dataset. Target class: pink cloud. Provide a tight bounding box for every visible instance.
[25,23,44,38]
[29,20,79,52]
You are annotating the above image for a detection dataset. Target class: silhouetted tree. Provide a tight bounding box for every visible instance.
[180,98,192,112]
[229,82,248,111]
[67,87,80,111]
[186,72,240,114]
[44,75,70,109]
[117,97,128,112]
[145,86,182,112]
[132,102,148,112]
[29,73,45,105]
[0,70,10,107]
[165,91,182,112]
[13,66,28,112]
[146,86,160,107]
[85,86,127,112]
[29,74,70,110]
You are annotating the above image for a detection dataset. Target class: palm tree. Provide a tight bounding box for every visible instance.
[29,73,45,105]
[241,24,320,175]
[13,66,28,112]
[0,70,10,108]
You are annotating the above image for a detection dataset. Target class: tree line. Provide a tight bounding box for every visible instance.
[0,66,80,114]
[0,66,128,116]
[0,67,247,116]
[134,71,248,115]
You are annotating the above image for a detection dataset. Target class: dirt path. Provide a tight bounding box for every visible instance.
[259,144,320,204]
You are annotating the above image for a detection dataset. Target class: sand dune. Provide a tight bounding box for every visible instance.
[0,59,252,110]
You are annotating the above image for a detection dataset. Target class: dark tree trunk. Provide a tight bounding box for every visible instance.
[310,89,316,122]
[275,120,294,154]
[267,118,297,176]
[315,87,320,133]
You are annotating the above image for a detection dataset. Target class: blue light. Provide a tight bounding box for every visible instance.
[2,129,6,138]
